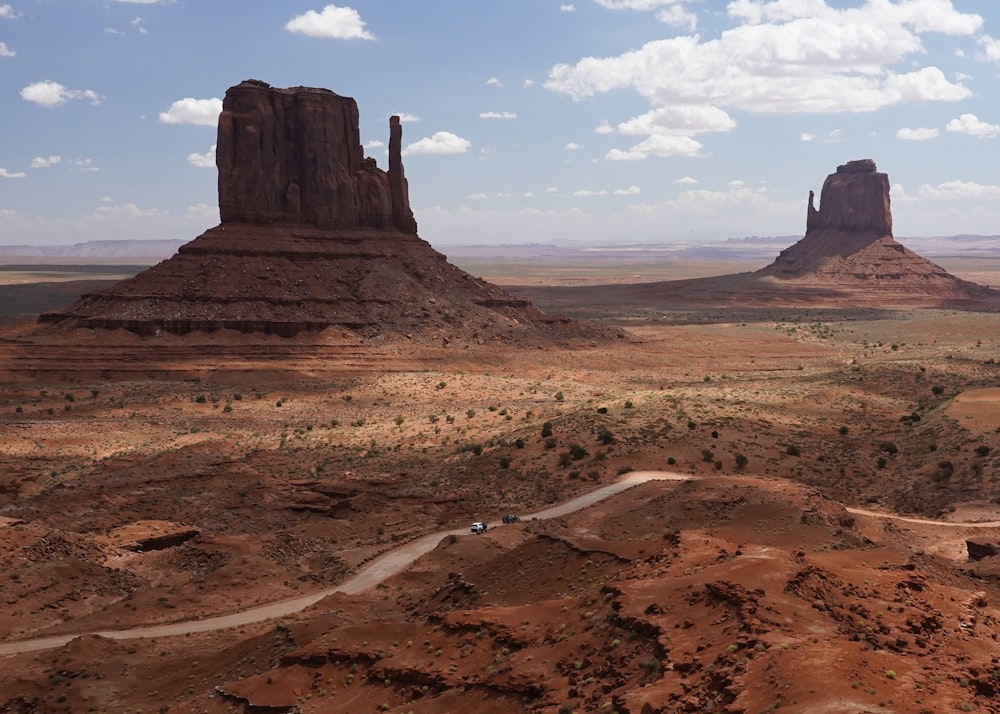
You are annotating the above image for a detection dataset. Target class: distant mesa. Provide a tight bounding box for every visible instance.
[38,80,600,342]
[756,158,992,303]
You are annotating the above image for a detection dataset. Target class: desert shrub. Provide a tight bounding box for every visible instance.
[711,430,719,438]
[624,400,633,409]
[932,460,954,482]
[514,438,525,449]
[714,460,723,470]
[667,456,676,465]
[597,428,615,445]
[544,437,558,450]
[554,391,564,401]
[429,414,439,423]
[687,420,697,430]
[786,444,801,457]
[436,381,446,390]
[734,453,748,469]
[466,409,476,419]
[568,443,589,460]
[541,421,553,438]
[640,657,660,673]
[394,415,405,426]
[223,404,233,413]
[877,456,888,469]
[701,449,715,462]
[839,425,849,435]
[194,394,207,404]
[976,445,992,457]
[932,385,945,396]
[499,457,511,469]
[597,406,608,414]
[878,441,899,455]
[617,465,633,475]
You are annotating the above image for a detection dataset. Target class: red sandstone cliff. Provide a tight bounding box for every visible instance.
[39,81,607,342]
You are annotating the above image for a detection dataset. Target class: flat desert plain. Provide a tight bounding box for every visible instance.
[2,255,1000,713]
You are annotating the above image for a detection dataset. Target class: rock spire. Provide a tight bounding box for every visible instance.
[756,159,993,304]
[216,79,416,233]
[38,80,606,342]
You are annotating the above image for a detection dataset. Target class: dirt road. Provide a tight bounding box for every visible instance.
[0,471,682,656]
[2,471,991,657]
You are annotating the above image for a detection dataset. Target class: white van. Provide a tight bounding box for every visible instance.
[470,522,487,534]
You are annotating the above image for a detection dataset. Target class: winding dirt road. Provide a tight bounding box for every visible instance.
[1,470,993,656]
[0,471,684,656]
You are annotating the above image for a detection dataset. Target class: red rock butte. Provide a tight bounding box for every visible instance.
[756,158,993,303]
[38,80,601,342]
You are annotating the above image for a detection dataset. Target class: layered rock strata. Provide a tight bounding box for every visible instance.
[757,159,992,303]
[39,81,593,341]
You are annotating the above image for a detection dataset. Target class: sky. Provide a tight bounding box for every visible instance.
[2,0,1000,250]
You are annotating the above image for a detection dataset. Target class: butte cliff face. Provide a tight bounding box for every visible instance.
[758,159,992,304]
[39,80,598,342]
[216,80,416,233]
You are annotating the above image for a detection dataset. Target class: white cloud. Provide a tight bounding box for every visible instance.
[606,134,703,160]
[594,0,698,29]
[402,131,471,156]
[546,3,978,113]
[981,35,1000,63]
[109,0,174,4]
[573,185,640,197]
[0,4,20,18]
[86,203,167,220]
[365,139,385,151]
[186,144,216,168]
[616,105,736,136]
[0,41,13,57]
[21,81,101,108]
[523,79,536,88]
[392,112,421,122]
[565,142,581,150]
[594,121,614,134]
[0,167,26,178]
[800,132,815,141]
[546,186,559,193]
[479,111,517,119]
[560,4,576,11]
[945,113,1000,138]
[824,129,842,143]
[72,158,99,172]
[465,193,488,200]
[896,126,939,141]
[30,155,61,168]
[918,180,1000,200]
[285,5,375,40]
[158,97,222,126]
[486,76,503,87]
[673,176,697,184]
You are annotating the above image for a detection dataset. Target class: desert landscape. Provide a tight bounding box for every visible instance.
[2,81,1000,714]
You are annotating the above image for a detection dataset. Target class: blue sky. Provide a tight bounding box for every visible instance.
[2,0,1000,249]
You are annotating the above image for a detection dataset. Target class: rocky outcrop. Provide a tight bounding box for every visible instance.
[217,79,415,233]
[757,159,995,305]
[38,81,608,342]
[806,159,891,235]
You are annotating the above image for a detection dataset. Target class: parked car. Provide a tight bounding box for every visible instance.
[470,521,487,534]
[502,514,519,524]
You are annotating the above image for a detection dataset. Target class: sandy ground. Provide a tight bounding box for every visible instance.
[1,268,1000,710]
